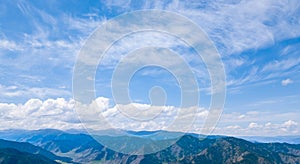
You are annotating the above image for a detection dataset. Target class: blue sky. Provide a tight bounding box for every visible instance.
[0,0,300,136]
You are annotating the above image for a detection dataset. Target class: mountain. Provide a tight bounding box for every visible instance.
[1,129,300,163]
[0,129,114,163]
[240,136,300,144]
[136,135,300,164]
[0,148,58,164]
[0,139,72,163]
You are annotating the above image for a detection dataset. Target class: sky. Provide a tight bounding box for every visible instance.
[0,0,300,136]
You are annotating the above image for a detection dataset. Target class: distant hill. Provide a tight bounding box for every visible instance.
[0,139,72,163]
[240,135,300,144]
[1,129,300,163]
[0,148,58,164]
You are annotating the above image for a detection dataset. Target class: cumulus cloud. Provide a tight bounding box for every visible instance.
[0,98,82,130]
[82,99,207,132]
[213,120,300,136]
[214,110,300,136]
[283,120,298,128]
[0,96,299,136]
[281,78,293,86]
[0,97,207,133]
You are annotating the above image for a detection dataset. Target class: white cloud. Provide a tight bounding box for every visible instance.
[238,114,246,119]
[88,102,206,132]
[248,122,262,129]
[214,120,300,136]
[0,96,207,133]
[265,122,272,127]
[225,125,241,130]
[0,96,299,136]
[283,120,298,128]
[65,15,103,35]
[263,58,300,73]
[0,84,71,100]
[226,52,299,89]
[176,0,300,56]
[0,39,23,51]
[281,78,293,86]
[0,98,82,130]
[214,110,300,136]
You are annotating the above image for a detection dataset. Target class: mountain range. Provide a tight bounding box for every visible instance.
[0,129,300,163]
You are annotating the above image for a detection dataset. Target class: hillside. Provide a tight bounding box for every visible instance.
[0,139,72,163]
[0,148,58,164]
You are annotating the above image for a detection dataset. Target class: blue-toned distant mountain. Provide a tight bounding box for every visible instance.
[0,148,58,164]
[1,129,300,163]
[0,129,119,163]
[0,138,72,163]
[240,136,300,144]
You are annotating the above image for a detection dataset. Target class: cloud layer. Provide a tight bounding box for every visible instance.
[0,97,299,136]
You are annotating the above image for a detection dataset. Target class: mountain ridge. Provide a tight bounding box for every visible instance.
[0,148,59,164]
[0,139,73,163]
[1,129,300,163]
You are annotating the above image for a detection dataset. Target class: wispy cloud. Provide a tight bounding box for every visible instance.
[0,1,106,102]
[0,84,71,103]
[262,57,300,73]
[0,39,23,51]
[172,0,300,56]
